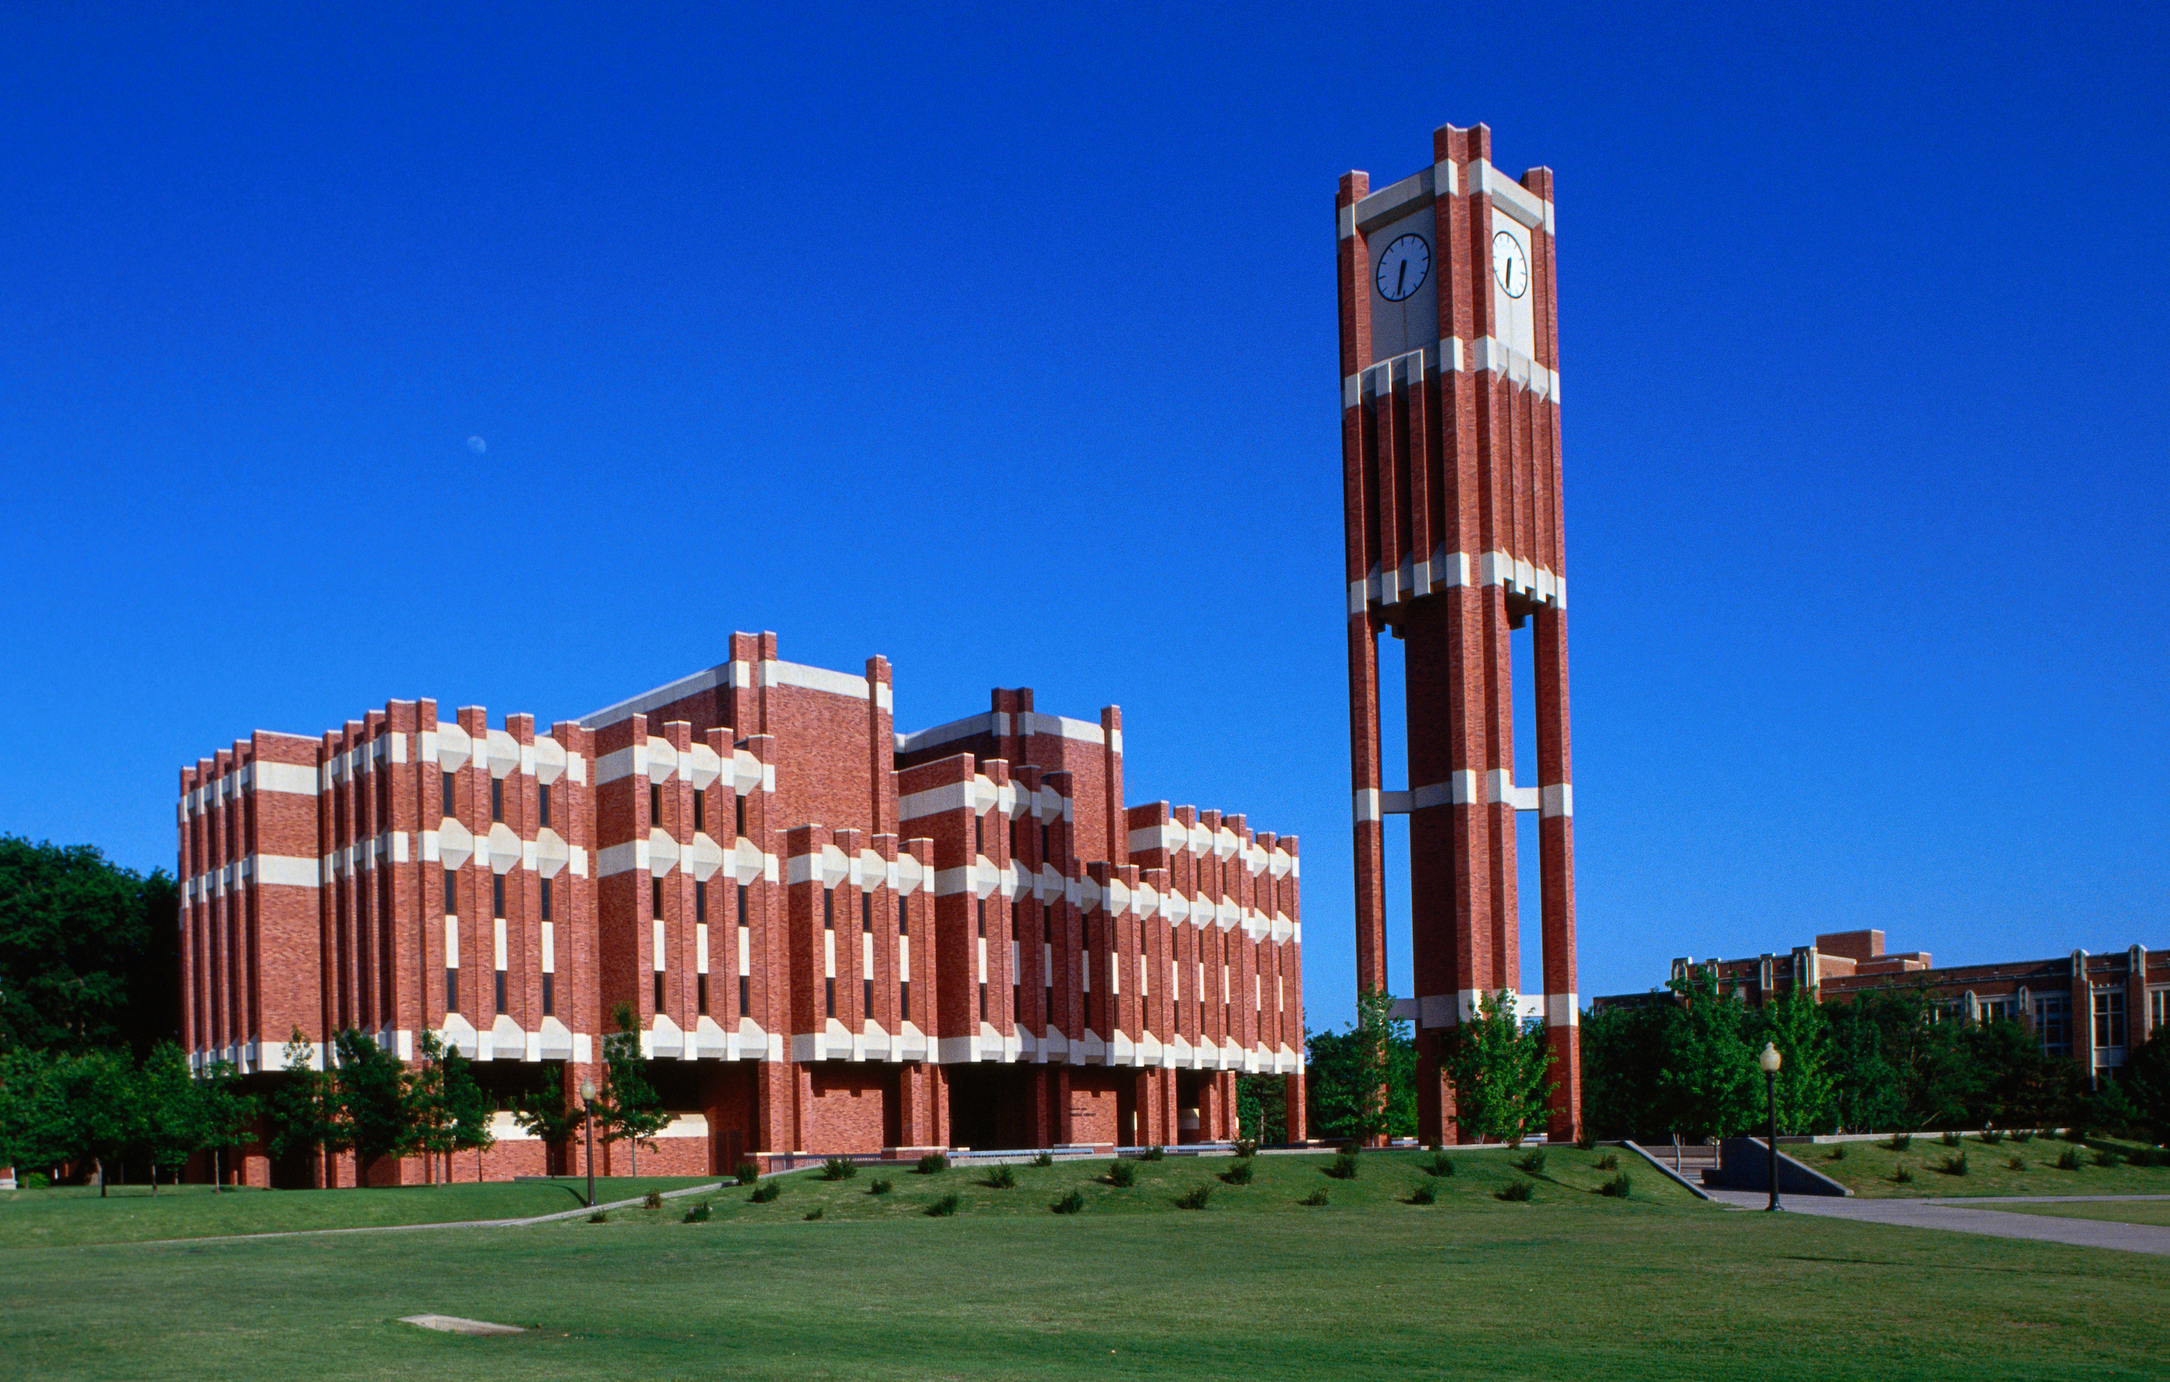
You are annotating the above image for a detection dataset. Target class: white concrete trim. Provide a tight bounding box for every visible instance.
[1353,165,1434,234]
[1541,783,1574,819]
[580,662,735,730]
[254,855,321,889]
[252,761,318,796]
[1546,993,1580,1027]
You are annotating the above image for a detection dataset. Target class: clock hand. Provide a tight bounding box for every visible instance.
[1396,261,1408,296]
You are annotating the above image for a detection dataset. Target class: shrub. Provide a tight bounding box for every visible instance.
[1423,1152,1458,1178]
[22,1173,50,1190]
[2093,1148,2121,1169]
[1234,1137,1259,1158]
[1105,1160,1138,1188]
[1599,1171,1633,1199]
[926,1192,961,1217]
[1406,1181,1437,1205]
[869,1178,894,1196]
[1031,1151,1054,1168]
[1298,1188,1330,1206]
[587,1211,609,1223]
[1891,1164,1913,1184]
[821,1157,859,1181]
[2056,1147,2085,1171]
[1142,1146,1166,1161]
[1513,1149,1547,1175]
[1575,1134,1597,1152]
[1886,1133,1913,1152]
[1220,1160,1254,1186]
[1941,1130,1962,1148]
[982,1165,1017,1189]
[1938,1152,1969,1177]
[803,1208,824,1221]
[1174,1183,1214,1210]
[1323,1153,1360,1180]
[643,1191,665,1210]
[1827,1144,1848,1161]
[734,1161,761,1186]
[1497,1180,1535,1202]
[915,1153,949,1174]
[2007,1155,2027,1171]
[682,1200,712,1223]
[750,1180,781,1203]
[2013,1129,2035,1143]
[1980,1129,2005,1145]
[1050,1188,1085,1215]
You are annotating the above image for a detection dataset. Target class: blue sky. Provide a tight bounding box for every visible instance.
[2,4,2165,1029]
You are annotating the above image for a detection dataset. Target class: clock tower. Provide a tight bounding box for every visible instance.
[1336,123,1578,1143]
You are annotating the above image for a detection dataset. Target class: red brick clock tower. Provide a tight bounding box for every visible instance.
[1336,123,1579,1143]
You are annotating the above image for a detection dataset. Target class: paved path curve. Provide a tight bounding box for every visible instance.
[1704,1189,2170,1256]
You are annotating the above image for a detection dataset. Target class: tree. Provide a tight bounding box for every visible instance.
[1306,988,1415,1143]
[2117,1032,2170,1145]
[591,1003,670,1174]
[137,1042,201,1192]
[1650,969,1759,1140]
[1580,997,1671,1140]
[1438,990,1555,1147]
[0,1047,68,1177]
[191,1058,257,1191]
[511,1063,587,1172]
[53,1048,143,1196]
[264,1029,337,1175]
[0,836,179,1058]
[1745,989,1836,1134]
[1234,1074,1286,1144]
[329,1028,416,1177]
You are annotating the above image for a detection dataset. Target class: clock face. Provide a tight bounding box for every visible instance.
[1491,230,1529,300]
[1375,233,1430,303]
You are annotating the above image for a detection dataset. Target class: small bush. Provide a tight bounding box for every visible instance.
[821,1157,859,1181]
[1174,1183,1214,1210]
[1220,1160,1254,1186]
[1827,1144,1848,1162]
[1105,1160,1138,1188]
[926,1192,961,1217]
[1513,1148,1547,1175]
[682,1200,712,1223]
[643,1191,665,1210]
[1050,1188,1085,1215]
[1938,1152,1969,1177]
[1142,1146,1166,1161]
[1423,1152,1457,1178]
[1886,1133,1913,1152]
[1406,1181,1437,1205]
[2056,1147,2084,1171]
[1498,1180,1535,1202]
[915,1153,950,1174]
[734,1161,761,1186]
[1575,1134,1597,1152]
[2093,1148,2121,1169]
[1941,1130,1962,1148]
[2007,1155,2027,1171]
[869,1178,894,1196]
[749,1180,781,1203]
[1031,1151,1055,1168]
[1298,1188,1330,1206]
[803,1208,824,1221]
[1599,1171,1633,1199]
[587,1210,609,1223]
[1323,1153,1360,1180]
[1594,1152,1619,1171]
[982,1165,1017,1189]
[1980,1129,2005,1145]
[22,1173,51,1190]
[2012,1129,2035,1143]
[1234,1138,1258,1158]
[1891,1164,1913,1184]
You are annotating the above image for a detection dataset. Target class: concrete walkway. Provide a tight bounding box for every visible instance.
[1704,1189,2170,1256]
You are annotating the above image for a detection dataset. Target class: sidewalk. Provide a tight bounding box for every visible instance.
[1703,1189,2170,1256]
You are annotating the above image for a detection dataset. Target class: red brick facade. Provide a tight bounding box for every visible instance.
[178,635,1303,1185]
[1337,123,1580,1142]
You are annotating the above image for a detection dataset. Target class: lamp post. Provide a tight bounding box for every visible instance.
[581,1077,598,1209]
[1757,1042,1783,1212]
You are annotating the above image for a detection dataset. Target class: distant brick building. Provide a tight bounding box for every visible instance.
[177,633,1304,1186]
[1612,929,2167,1086]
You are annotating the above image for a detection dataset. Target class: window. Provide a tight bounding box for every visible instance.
[651,782,662,824]
[541,973,555,1016]
[695,882,707,925]
[2154,988,2168,1032]
[538,784,550,828]
[864,978,873,1015]
[900,980,911,1021]
[977,899,986,939]
[494,970,507,1014]
[697,973,709,1016]
[442,772,455,816]
[445,968,459,1013]
[692,789,704,834]
[898,896,908,936]
[824,888,834,930]
[654,971,666,1011]
[979,982,988,1021]
[739,974,750,1016]
[1041,822,1049,858]
[975,815,983,854]
[826,977,836,1018]
[539,878,553,921]
[2034,994,2072,1057]
[861,893,872,933]
[491,778,504,823]
[652,877,663,916]
[493,874,505,919]
[443,868,457,917]
[735,795,746,839]
[2094,991,2127,1050]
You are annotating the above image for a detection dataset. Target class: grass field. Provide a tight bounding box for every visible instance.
[1799,1135,2170,1199]
[1978,1200,2170,1228]
[3,1148,2167,1380]
[0,1177,714,1247]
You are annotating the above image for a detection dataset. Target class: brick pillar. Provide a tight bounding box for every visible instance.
[1534,603,1580,1141]
[1283,1070,1307,1143]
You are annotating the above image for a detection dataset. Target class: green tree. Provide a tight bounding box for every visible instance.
[1234,1074,1287,1144]
[1651,969,1759,1140]
[54,1048,143,1196]
[1306,988,1415,1143]
[2117,1031,2170,1144]
[1579,997,1671,1140]
[137,1042,202,1192]
[592,1003,669,1174]
[329,1028,416,1177]
[1746,989,1836,1134]
[1438,990,1555,1147]
[0,836,179,1058]
[511,1062,588,1171]
[0,1047,69,1176]
[264,1030,337,1177]
[1825,1002,1905,1132]
[191,1058,257,1191]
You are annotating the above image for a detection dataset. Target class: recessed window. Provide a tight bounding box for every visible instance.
[825,977,836,1019]
[442,772,455,816]
[445,968,458,1013]
[651,783,662,824]
[738,884,749,926]
[491,778,504,823]
[979,982,988,1022]
[494,970,507,1014]
[443,868,457,917]
[861,893,871,933]
[493,874,505,919]
[539,878,553,922]
[977,899,985,939]
[864,978,873,1015]
[538,784,550,828]
[897,896,908,936]
[697,973,709,1016]
[692,789,704,834]
[2094,991,2127,1049]
[739,974,750,1016]
[975,815,983,854]
[541,973,555,1016]
[653,877,663,916]
[695,881,707,925]
[654,971,665,1011]
[735,795,746,839]
[824,888,833,930]
[900,980,911,1021]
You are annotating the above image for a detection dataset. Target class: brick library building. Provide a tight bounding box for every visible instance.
[1620,929,2167,1086]
[178,632,1306,1186]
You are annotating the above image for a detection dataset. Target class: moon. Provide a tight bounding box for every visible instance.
[466,436,487,454]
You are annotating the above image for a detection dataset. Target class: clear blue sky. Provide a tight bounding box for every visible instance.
[3,4,2165,1030]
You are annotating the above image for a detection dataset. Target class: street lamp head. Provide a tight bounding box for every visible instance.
[1758,1041,1783,1074]
[580,1078,596,1103]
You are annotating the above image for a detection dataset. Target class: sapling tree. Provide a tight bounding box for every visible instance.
[1438,990,1556,1148]
[593,1003,670,1175]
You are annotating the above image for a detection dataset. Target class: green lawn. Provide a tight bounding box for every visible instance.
[0,1177,714,1247]
[0,1149,2165,1380]
[1797,1135,2170,1199]
[1978,1200,2170,1228]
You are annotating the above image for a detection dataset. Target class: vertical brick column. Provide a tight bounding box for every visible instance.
[1338,171,1389,1000]
[1534,602,1580,1140]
